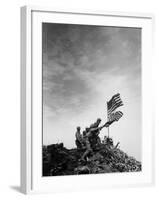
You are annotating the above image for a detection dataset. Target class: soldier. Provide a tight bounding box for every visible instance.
[75,126,84,149]
[89,118,101,129]
[88,118,104,148]
[81,119,106,161]
[81,120,113,161]
[81,128,93,161]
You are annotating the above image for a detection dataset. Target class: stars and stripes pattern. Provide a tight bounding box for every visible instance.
[107,93,124,122]
[108,111,123,122]
[107,93,123,115]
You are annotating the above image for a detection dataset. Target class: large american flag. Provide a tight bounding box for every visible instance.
[107,93,124,121]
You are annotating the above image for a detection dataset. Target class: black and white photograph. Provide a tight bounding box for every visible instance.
[42,22,142,176]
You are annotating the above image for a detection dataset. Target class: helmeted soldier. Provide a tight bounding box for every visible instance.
[88,118,102,150]
[81,128,93,161]
[75,126,84,149]
[89,118,101,129]
[81,119,107,161]
[81,118,115,161]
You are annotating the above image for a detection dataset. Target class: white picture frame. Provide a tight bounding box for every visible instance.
[21,5,154,194]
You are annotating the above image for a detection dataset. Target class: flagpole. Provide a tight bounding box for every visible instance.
[107,101,110,138]
[108,126,109,138]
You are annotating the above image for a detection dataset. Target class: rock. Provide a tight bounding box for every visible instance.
[75,166,90,174]
[43,138,141,176]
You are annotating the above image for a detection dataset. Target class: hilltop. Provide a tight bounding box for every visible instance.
[43,138,141,176]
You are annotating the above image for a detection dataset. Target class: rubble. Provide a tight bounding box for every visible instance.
[43,139,142,176]
[42,94,141,176]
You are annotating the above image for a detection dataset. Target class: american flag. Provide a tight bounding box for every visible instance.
[108,111,123,122]
[107,93,124,121]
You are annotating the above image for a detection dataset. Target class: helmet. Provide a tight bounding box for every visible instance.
[83,131,86,136]
[97,118,101,122]
[85,127,90,132]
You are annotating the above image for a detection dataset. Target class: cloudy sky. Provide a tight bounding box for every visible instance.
[42,23,141,161]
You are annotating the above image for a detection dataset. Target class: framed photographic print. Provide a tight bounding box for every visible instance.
[21,6,154,194]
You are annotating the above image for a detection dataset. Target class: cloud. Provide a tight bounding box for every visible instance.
[42,23,141,160]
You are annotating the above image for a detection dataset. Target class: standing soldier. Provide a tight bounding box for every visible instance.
[89,118,102,148]
[81,127,93,161]
[75,126,84,149]
[81,119,106,161]
[81,119,114,161]
[89,118,101,129]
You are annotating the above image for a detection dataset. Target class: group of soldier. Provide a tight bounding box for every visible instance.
[75,118,113,161]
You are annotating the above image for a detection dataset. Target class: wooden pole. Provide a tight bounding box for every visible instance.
[108,126,109,138]
[107,101,110,138]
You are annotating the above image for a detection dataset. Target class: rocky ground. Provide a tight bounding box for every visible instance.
[43,139,141,176]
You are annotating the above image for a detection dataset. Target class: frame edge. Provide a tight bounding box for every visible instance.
[20,6,32,194]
